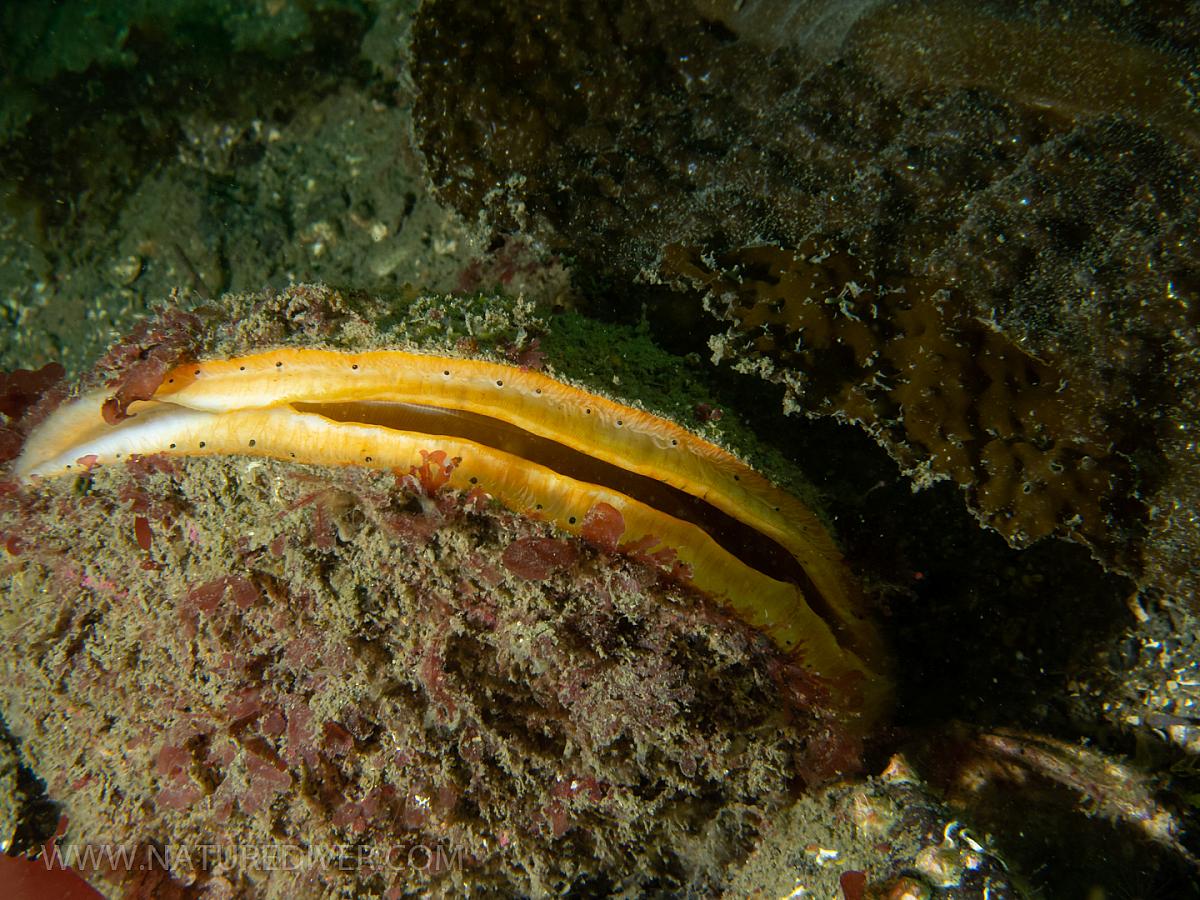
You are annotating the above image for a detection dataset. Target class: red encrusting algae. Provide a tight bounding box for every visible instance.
[134,516,153,552]
[501,537,579,580]
[0,362,66,463]
[93,308,201,425]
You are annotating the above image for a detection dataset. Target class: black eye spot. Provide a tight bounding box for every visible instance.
[169,443,176,449]
[585,409,591,415]
[469,476,478,484]
[535,503,543,510]
[496,380,503,387]
[733,475,740,481]
[194,369,201,376]
[239,366,246,371]
[352,364,359,370]
[290,452,296,458]
[671,439,678,446]
[168,378,174,384]
[568,516,576,524]
[248,439,256,447]
[535,388,542,394]
[443,370,450,376]
[365,456,372,462]
[199,441,206,448]
[616,420,623,426]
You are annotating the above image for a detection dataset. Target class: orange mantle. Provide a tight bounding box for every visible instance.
[16,348,888,723]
